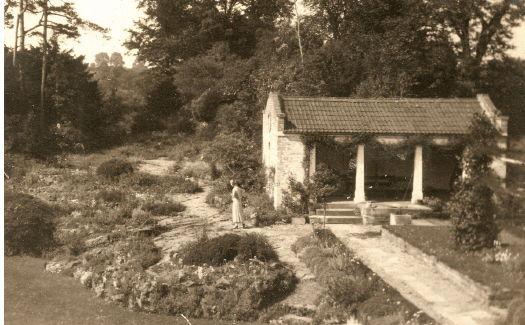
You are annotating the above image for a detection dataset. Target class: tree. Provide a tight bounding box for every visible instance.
[479,57,525,136]
[5,43,115,156]
[109,52,125,67]
[94,52,109,67]
[432,0,525,93]
[126,0,293,67]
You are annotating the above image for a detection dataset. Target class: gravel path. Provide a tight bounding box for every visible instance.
[327,224,507,325]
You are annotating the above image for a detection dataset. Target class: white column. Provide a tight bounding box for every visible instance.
[412,145,424,203]
[309,143,316,179]
[354,144,366,203]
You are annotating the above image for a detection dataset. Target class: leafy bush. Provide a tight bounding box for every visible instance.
[179,233,242,266]
[448,181,499,251]
[282,164,343,214]
[178,233,278,266]
[143,201,186,216]
[422,196,445,212]
[245,192,282,227]
[237,233,279,262]
[309,163,344,202]
[4,192,58,256]
[96,159,134,180]
[282,177,309,214]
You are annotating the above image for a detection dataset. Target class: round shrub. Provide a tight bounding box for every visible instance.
[178,233,279,266]
[4,192,57,256]
[448,181,499,251]
[179,233,242,266]
[237,233,279,262]
[96,159,134,181]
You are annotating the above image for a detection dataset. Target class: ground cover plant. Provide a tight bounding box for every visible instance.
[383,225,525,306]
[292,228,434,324]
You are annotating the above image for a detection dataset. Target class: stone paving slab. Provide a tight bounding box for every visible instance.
[327,224,507,325]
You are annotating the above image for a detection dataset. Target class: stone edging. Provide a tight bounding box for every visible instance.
[381,227,494,304]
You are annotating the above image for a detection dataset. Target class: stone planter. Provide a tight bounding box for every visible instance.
[390,213,412,225]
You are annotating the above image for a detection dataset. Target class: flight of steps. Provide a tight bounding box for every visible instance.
[309,202,362,224]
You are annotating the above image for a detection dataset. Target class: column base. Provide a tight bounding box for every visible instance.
[411,192,423,204]
[354,192,366,203]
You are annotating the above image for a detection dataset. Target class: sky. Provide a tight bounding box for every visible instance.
[2,0,525,67]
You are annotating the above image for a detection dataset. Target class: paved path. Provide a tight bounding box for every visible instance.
[327,224,507,325]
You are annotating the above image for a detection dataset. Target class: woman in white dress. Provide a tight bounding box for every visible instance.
[231,179,245,229]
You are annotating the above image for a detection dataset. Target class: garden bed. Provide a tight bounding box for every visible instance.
[291,228,435,324]
[383,225,525,305]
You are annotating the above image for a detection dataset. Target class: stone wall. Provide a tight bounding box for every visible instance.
[274,135,306,208]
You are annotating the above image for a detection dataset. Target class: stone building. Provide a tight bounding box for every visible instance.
[262,92,508,209]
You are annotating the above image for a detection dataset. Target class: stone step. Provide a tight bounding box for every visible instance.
[310,216,362,224]
[325,202,359,209]
[315,209,356,216]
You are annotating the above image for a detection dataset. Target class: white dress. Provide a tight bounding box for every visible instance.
[232,186,244,224]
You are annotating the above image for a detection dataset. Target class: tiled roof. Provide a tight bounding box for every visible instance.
[281,97,482,134]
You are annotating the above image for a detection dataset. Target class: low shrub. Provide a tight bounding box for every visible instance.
[179,233,242,266]
[246,192,280,227]
[4,192,58,257]
[178,233,278,266]
[237,233,279,262]
[95,189,126,204]
[135,173,159,187]
[142,201,186,216]
[422,196,445,212]
[96,159,134,181]
[291,235,318,254]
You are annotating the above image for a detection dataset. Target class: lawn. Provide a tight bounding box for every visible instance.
[4,256,256,325]
[383,225,525,302]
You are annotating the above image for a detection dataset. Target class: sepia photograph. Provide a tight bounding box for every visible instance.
[3,0,525,324]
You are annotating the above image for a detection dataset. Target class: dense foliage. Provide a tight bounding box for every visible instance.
[4,192,58,257]
[448,113,501,251]
[448,181,499,251]
[178,232,279,266]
